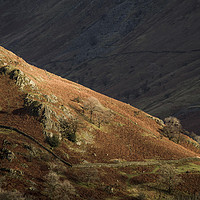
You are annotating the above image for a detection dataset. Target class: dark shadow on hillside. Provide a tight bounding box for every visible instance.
[0,111,7,114]
[12,108,27,115]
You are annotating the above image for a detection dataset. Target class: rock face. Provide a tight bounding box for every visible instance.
[0,66,36,90]
[1,0,200,133]
[22,90,65,140]
[0,57,60,141]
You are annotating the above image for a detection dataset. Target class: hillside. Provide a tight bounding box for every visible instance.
[1,46,200,199]
[1,0,200,135]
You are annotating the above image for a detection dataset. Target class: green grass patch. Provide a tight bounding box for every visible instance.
[176,162,200,173]
[151,165,160,173]
[144,159,158,162]
[119,164,159,179]
[0,128,15,135]
[119,171,138,178]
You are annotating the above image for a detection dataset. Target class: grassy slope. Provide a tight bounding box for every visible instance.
[0,46,200,199]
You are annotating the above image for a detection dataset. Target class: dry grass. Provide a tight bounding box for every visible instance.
[0,46,200,199]
[1,45,199,163]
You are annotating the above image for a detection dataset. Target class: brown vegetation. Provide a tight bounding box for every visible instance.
[0,46,200,199]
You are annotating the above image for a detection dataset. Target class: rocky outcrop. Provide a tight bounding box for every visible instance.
[0,66,36,90]
[146,114,164,126]
[0,62,73,142]
[0,63,60,140]
[23,95,60,137]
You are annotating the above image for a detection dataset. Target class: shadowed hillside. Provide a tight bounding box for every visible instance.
[0,46,200,199]
[0,0,200,134]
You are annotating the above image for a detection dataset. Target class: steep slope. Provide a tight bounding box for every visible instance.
[1,45,199,161]
[1,0,200,134]
[0,47,200,199]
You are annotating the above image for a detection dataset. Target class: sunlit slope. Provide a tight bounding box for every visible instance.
[0,46,199,165]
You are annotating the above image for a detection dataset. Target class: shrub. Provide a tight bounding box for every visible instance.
[162,117,200,145]
[162,116,182,143]
[83,96,112,127]
[59,118,77,143]
[43,171,76,200]
[136,192,146,200]
[46,135,60,147]
[83,97,102,122]
[184,130,200,144]
[0,189,27,200]
[158,164,182,194]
